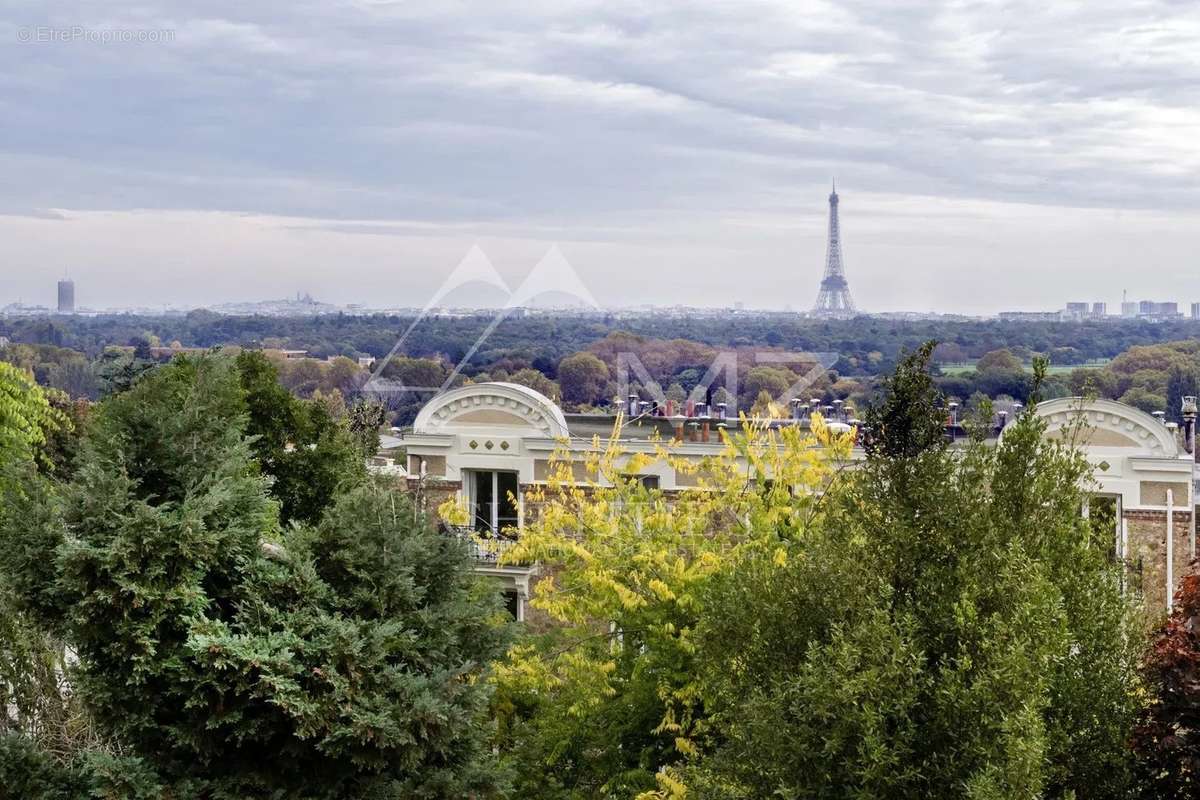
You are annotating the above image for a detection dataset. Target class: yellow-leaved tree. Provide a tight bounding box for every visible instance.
[487,409,854,799]
[0,362,65,482]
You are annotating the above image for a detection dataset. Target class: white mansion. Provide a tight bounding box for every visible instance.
[390,382,1199,621]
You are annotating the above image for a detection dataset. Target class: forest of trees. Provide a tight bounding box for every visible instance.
[4,310,1200,376]
[1,354,510,798]
[6,313,1200,430]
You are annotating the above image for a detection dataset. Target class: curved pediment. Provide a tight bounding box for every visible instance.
[413,382,570,438]
[1031,397,1179,456]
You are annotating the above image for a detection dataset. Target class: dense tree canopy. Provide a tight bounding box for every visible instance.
[489,345,1143,800]
[9,311,1200,428]
[491,415,851,798]
[0,355,511,799]
[557,351,610,406]
[1134,568,1200,798]
[679,350,1140,799]
[236,350,366,525]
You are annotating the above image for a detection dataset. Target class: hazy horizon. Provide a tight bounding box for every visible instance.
[2,1,1198,314]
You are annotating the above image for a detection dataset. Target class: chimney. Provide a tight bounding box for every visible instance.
[997,410,1008,431]
[1153,410,1167,426]
[1182,395,1197,457]
[672,415,685,442]
[790,398,804,421]
[629,394,639,416]
[716,402,727,421]
[701,417,710,443]
[665,399,675,417]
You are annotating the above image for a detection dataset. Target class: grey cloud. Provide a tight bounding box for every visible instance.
[0,0,1197,311]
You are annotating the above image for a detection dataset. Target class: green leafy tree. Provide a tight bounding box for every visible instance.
[682,346,1141,800]
[558,352,610,406]
[507,368,560,400]
[92,347,156,396]
[380,356,446,389]
[740,366,793,409]
[1119,386,1167,415]
[236,350,365,525]
[976,348,1023,372]
[1,355,510,798]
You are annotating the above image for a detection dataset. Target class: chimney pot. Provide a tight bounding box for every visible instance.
[1181,396,1197,455]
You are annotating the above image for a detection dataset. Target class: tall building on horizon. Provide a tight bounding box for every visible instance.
[57,278,75,313]
[811,181,857,318]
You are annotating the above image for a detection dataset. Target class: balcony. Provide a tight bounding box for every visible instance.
[443,525,526,566]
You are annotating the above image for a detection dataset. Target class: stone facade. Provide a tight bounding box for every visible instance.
[399,385,1200,621]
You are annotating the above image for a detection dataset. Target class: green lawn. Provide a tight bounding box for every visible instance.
[938,359,1111,376]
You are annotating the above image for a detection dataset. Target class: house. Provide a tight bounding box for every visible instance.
[401,383,1199,620]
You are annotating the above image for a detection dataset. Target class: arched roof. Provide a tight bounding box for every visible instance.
[412,382,570,438]
[1030,397,1179,456]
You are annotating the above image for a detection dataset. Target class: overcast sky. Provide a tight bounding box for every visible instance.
[1,1,1198,314]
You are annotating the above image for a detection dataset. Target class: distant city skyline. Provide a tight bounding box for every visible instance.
[6,273,1200,322]
[1,2,1198,313]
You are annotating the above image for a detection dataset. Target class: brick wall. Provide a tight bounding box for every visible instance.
[403,477,462,518]
[1124,508,1195,619]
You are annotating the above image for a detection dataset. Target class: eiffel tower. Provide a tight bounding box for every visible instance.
[811,180,857,318]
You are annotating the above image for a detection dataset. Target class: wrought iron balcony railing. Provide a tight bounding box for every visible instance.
[442,525,526,566]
